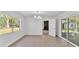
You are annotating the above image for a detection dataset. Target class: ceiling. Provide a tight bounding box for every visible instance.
[19,11,65,17]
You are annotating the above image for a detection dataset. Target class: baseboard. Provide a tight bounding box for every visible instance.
[59,36,78,47]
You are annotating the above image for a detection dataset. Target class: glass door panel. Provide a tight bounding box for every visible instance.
[61,18,68,39]
[68,16,79,46]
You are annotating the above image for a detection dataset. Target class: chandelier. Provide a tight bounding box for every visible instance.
[34,15,42,19]
[33,11,42,19]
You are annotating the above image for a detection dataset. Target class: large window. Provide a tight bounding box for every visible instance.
[0,13,20,35]
[61,16,79,46]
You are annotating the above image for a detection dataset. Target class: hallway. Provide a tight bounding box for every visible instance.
[9,35,74,47]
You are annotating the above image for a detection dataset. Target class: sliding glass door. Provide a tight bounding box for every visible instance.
[68,16,79,46]
[61,16,79,46]
[61,18,68,39]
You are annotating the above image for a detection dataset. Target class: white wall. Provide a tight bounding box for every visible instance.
[0,11,25,47]
[25,17,42,35]
[56,18,61,37]
[25,16,56,36]
[49,19,56,37]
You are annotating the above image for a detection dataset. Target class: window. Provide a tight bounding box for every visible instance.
[0,13,20,35]
[61,16,79,46]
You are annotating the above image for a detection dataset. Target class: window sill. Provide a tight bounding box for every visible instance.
[0,31,20,37]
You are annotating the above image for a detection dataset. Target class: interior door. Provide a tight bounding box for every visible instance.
[44,21,49,30]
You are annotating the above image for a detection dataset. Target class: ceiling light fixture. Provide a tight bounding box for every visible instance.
[34,11,40,14]
[34,15,42,19]
[37,16,42,19]
[34,11,42,19]
[37,11,40,13]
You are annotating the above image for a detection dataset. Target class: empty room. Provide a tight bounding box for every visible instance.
[0,11,79,47]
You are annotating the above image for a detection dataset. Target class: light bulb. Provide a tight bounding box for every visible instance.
[37,16,42,19]
[34,16,36,18]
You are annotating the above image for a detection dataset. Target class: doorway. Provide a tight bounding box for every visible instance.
[43,21,49,35]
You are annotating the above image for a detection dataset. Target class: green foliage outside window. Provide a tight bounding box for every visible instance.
[0,12,20,35]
